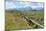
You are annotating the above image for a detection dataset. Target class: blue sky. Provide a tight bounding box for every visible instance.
[6,0,44,9]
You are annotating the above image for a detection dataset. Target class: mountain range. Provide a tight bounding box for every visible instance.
[15,6,44,11]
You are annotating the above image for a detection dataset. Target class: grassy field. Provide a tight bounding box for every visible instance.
[5,10,44,31]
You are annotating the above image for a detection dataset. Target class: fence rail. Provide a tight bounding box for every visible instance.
[23,16,44,28]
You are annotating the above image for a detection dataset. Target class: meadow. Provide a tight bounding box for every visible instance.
[5,10,44,31]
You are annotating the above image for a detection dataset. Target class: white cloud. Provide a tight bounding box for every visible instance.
[13,0,44,2]
[6,1,44,9]
[6,1,16,9]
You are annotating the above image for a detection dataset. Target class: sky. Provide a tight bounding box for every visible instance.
[6,0,44,2]
[5,0,44,9]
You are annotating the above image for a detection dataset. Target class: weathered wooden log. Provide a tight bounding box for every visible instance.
[23,16,44,28]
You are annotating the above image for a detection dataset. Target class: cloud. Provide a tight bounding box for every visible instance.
[6,1,44,9]
[15,0,44,2]
[6,1,16,9]
[6,0,44,2]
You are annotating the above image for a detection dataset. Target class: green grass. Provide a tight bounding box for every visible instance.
[5,12,30,30]
[5,10,44,31]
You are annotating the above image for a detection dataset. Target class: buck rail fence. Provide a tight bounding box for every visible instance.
[23,15,44,28]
